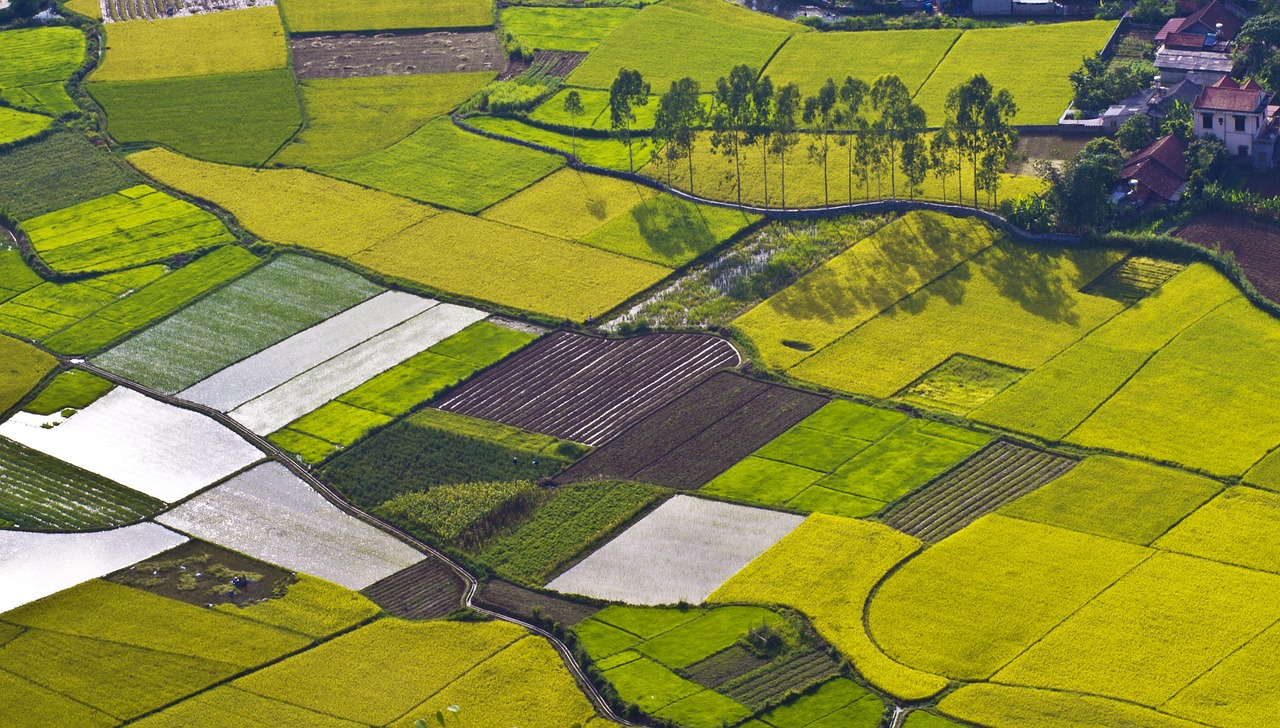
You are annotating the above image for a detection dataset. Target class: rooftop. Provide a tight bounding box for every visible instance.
[1195,76,1272,113]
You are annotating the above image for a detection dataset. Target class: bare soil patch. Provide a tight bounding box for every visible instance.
[1177,212,1280,302]
[499,50,587,80]
[105,539,293,608]
[102,0,272,22]
[474,578,601,626]
[360,557,465,619]
[291,30,506,79]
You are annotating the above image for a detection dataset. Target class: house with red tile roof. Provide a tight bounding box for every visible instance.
[1193,77,1280,167]
[1155,0,1244,45]
[1119,135,1189,206]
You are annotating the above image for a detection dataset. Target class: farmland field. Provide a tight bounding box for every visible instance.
[0,264,167,342]
[278,0,495,33]
[0,27,85,116]
[501,7,637,52]
[466,114,656,170]
[763,29,961,100]
[437,331,741,445]
[94,6,289,82]
[21,370,113,415]
[0,107,51,145]
[912,21,1118,125]
[96,255,381,393]
[0,131,140,219]
[320,118,565,213]
[0,387,263,502]
[361,558,466,619]
[547,494,803,605]
[1154,487,1280,574]
[1178,212,1280,301]
[87,70,303,167]
[275,72,496,167]
[156,462,424,590]
[0,335,55,416]
[290,31,504,79]
[22,185,235,274]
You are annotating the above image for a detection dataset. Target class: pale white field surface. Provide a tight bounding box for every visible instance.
[179,291,438,412]
[156,462,423,590]
[229,303,487,435]
[547,495,804,605]
[0,388,263,502]
[0,523,187,614]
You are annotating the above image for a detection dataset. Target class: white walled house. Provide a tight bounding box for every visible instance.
[1194,77,1280,168]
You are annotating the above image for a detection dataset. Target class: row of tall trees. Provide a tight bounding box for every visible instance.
[579,66,1020,209]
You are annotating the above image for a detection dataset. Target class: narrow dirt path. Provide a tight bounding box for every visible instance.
[72,360,640,727]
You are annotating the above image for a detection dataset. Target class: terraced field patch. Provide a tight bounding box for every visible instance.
[0,131,140,220]
[754,677,886,728]
[278,0,495,33]
[762,28,960,100]
[23,185,234,274]
[1081,255,1186,304]
[880,441,1078,543]
[0,437,162,531]
[895,355,1025,414]
[468,113,656,170]
[0,335,55,416]
[0,523,186,613]
[548,495,803,605]
[360,558,465,619]
[0,387,263,502]
[559,372,827,489]
[96,255,382,393]
[290,31,504,78]
[157,462,424,590]
[438,331,739,446]
[21,370,114,415]
[94,6,288,81]
[0,106,52,146]
[501,7,637,52]
[0,264,166,342]
[0,27,85,116]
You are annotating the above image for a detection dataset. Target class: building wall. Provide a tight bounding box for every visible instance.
[972,0,1012,14]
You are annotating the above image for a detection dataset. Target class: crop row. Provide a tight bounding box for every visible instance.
[720,648,843,711]
[1081,255,1186,304]
[438,331,740,446]
[359,558,465,620]
[881,441,1079,543]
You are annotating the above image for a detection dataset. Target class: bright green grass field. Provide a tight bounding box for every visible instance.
[734,212,998,370]
[994,552,1280,707]
[815,419,988,503]
[758,677,884,728]
[0,27,85,116]
[42,245,260,355]
[88,70,302,167]
[1001,456,1222,546]
[1068,297,1280,477]
[0,334,56,415]
[789,240,1125,398]
[22,369,113,415]
[1155,487,1280,574]
[763,29,961,101]
[970,262,1241,441]
[530,88,709,131]
[23,184,235,274]
[912,21,1117,125]
[868,515,1151,680]
[0,264,167,342]
[276,72,495,168]
[321,118,564,213]
[0,131,139,219]
[466,114,655,170]
[501,7,636,52]
[0,106,52,145]
[566,4,794,90]
[94,6,288,82]
[279,0,494,33]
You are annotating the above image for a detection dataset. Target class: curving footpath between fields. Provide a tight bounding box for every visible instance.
[453,113,1080,248]
[72,360,643,728]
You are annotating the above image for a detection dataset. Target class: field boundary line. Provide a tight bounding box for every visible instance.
[0,663,121,722]
[71,362,641,727]
[4,621,252,672]
[385,636,529,726]
[1059,294,1242,443]
[755,34,794,82]
[910,29,964,101]
[974,679,1220,728]
[1161,613,1280,710]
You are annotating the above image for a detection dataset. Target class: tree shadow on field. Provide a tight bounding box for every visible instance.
[980,240,1098,326]
[631,196,715,260]
[764,212,976,325]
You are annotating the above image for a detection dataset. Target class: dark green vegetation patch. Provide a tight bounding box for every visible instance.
[0,131,139,219]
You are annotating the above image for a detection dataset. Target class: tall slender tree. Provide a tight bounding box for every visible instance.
[853,116,877,201]
[803,79,838,208]
[772,83,801,209]
[838,76,868,204]
[945,75,992,207]
[609,68,650,173]
[563,90,584,157]
[711,65,757,206]
[870,74,919,199]
[900,104,931,200]
[980,88,1018,207]
[749,75,775,208]
[929,123,959,203]
[655,77,703,193]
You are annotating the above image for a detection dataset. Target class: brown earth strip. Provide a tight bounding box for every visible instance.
[473,578,600,626]
[359,558,466,620]
[291,30,505,79]
[105,539,293,608]
[1177,212,1280,303]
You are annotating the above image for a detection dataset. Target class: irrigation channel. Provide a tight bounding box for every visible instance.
[72,360,645,728]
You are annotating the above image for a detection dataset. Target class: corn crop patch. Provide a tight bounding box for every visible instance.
[437,331,739,446]
[156,462,424,590]
[879,440,1079,543]
[290,31,504,79]
[558,372,827,489]
[22,185,235,274]
[0,437,163,531]
[359,558,465,620]
[547,495,803,605]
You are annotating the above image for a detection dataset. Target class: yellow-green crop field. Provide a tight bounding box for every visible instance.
[868,515,1151,680]
[501,7,637,52]
[1154,487,1280,574]
[279,0,495,33]
[0,27,84,116]
[709,514,945,701]
[276,72,496,167]
[94,7,289,82]
[938,684,1203,728]
[0,106,51,145]
[763,29,961,101]
[0,334,57,414]
[23,185,234,273]
[466,114,657,170]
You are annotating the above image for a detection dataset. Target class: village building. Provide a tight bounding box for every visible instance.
[1117,134,1190,206]
[1153,0,1242,84]
[1194,76,1280,167]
